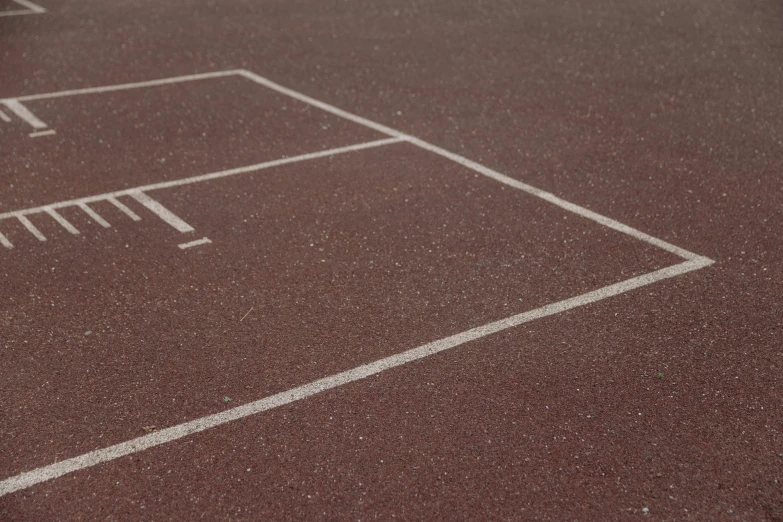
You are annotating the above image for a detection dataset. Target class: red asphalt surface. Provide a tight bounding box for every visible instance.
[1,0,782,520]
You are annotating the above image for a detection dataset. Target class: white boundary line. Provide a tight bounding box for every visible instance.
[235,70,703,261]
[6,70,241,103]
[0,138,403,221]
[16,214,45,241]
[0,70,715,496]
[0,257,712,497]
[0,110,10,122]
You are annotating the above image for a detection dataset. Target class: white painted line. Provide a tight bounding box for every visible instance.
[44,207,79,235]
[16,214,46,241]
[236,69,704,262]
[0,139,403,221]
[237,70,401,139]
[1,99,47,129]
[130,192,194,233]
[0,232,13,249]
[0,110,10,123]
[11,70,242,102]
[78,203,111,228]
[29,129,56,138]
[108,197,141,221]
[178,237,211,250]
[405,137,701,261]
[0,256,713,497]
[10,0,46,13]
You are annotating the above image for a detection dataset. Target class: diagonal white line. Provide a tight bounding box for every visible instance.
[0,257,712,497]
[0,138,404,221]
[78,203,111,228]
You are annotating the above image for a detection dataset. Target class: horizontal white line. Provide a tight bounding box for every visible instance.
[178,237,211,249]
[131,192,193,233]
[0,257,712,496]
[10,70,242,102]
[0,138,404,221]
[29,129,56,138]
[1,99,47,129]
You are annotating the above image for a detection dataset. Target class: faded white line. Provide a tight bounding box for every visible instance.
[0,139,403,221]
[44,207,79,235]
[0,232,13,249]
[12,70,242,102]
[10,0,46,13]
[130,192,193,233]
[237,69,703,262]
[29,129,56,138]
[0,257,713,497]
[0,110,10,123]
[78,203,111,228]
[178,237,211,250]
[1,99,47,129]
[108,197,141,221]
[16,214,45,241]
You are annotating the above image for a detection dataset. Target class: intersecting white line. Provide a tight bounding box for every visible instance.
[0,69,715,497]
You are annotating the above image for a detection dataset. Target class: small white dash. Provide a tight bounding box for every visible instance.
[16,214,46,241]
[78,203,111,228]
[107,197,141,221]
[44,207,79,235]
[0,110,10,123]
[29,129,56,138]
[178,237,211,250]
[0,231,13,249]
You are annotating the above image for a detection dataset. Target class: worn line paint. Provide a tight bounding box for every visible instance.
[0,257,713,496]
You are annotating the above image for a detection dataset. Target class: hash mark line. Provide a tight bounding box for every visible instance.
[178,237,211,250]
[0,99,47,129]
[236,69,704,262]
[44,208,79,235]
[0,257,713,497]
[29,129,56,138]
[16,214,46,241]
[0,232,12,249]
[108,197,141,221]
[11,70,242,102]
[78,203,111,228]
[131,192,194,233]
[0,139,403,221]
[10,0,46,13]
[0,9,37,16]
[0,110,10,122]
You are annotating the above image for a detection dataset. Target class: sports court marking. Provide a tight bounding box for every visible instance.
[29,129,55,138]
[0,0,45,17]
[178,237,211,250]
[0,69,714,496]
